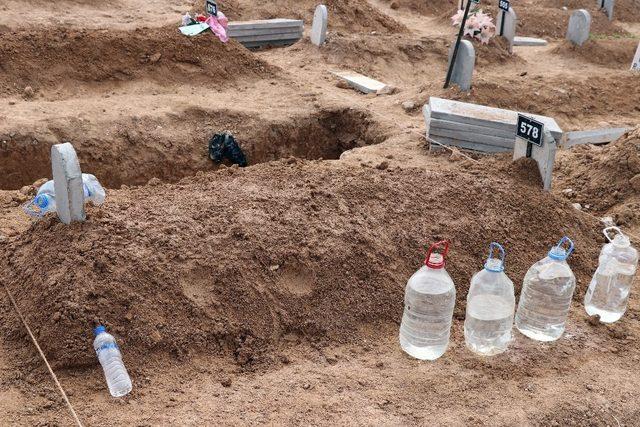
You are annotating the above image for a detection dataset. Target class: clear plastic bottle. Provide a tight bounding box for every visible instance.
[585,227,638,323]
[400,241,456,360]
[93,325,132,398]
[515,237,576,341]
[464,243,515,356]
[23,174,106,217]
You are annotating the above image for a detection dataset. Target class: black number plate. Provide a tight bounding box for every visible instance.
[206,0,218,16]
[516,115,544,146]
[499,0,510,12]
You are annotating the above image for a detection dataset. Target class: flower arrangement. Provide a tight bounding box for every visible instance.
[451,9,496,44]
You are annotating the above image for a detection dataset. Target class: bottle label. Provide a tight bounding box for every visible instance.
[96,342,120,354]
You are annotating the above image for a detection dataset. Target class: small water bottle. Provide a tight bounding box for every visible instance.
[399,241,456,360]
[585,227,638,323]
[93,326,132,398]
[515,237,576,341]
[464,243,515,356]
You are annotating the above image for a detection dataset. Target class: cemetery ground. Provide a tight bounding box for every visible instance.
[0,0,640,425]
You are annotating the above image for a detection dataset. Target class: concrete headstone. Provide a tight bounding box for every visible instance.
[631,41,640,71]
[447,40,475,91]
[497,7,517,53]
[51,142,85,224]
[310,5,328,46]
[566,9,591,46]
[513,129,557,191]
[600,0,615,21]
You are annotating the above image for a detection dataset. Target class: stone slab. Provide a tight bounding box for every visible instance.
[227,27,304,37]
[232,32,303,43]
[601,0,615,21]
[429,135,512,153]
[497,7,517,53]
[447,40,475,91]
[429,128,514,149]
[429,117,517,139]
[513,130,557,190]
[51,142,85,224]
[429,97,563,140]
[566,9,591,46]
[513,36,548,46]
[311,5,328,46]
[332,71,388,94]
[563,127,628,147]
[227,19,303,30]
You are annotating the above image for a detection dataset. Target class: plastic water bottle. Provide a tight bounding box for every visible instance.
[93,326,132,398]
[23,174,106,217]
[585,227,638,323]
[399,241,456,360]
[464,243,515,356]
[515,237,576,341]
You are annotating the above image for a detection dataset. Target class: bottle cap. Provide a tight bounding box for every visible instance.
[34,194,50,209]
[548,236,574,261]
[484,242,506,272]
[425,241,449,269]
[94,325,106,336]
[604,227,630,248]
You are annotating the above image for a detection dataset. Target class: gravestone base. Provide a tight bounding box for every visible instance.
[51,143,85,224]
[513,130,557,191]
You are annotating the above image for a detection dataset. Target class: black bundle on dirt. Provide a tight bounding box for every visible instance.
[208,132,248,167]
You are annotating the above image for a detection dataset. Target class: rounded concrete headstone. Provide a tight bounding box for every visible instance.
[447,40,475,92]
[497,7,518,53]
[310,5,328,46]
[602,0,615,21]
[51,142,86,224]
[566,9,591,46]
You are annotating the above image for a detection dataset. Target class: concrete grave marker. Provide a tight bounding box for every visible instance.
[566,9,591,46]
[332,71,388,94]
[513,127,557,191]
[599,0,615,21]
[631,41,640,71]
[497,6,517,53]
[447,40,475,91]
[513,36,548,46]
[311,5,328,46]
[51,142,86,224]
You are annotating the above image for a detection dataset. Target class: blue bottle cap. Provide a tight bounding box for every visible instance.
[94,325,106,336]
[484,242,506,272]
[548,237,574,261]
[35,194,50,209]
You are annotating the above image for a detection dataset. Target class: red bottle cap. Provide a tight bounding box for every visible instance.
[425,240,450,269]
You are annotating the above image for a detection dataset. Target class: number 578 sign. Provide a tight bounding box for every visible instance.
[516,114,544,146]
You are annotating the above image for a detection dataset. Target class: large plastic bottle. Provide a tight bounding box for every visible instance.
[515,237,576,341]
[93,326,133,398]
[399,241,456,360]
[464,242,515,356]
[23,174,106,217]
[585,227,638,323]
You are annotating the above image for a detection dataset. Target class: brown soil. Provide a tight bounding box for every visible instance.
[551,39,639,68]
[1,0,640,425]
[555,128,640,228]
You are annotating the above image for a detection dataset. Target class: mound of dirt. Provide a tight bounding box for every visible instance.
[381,0,459,17]
[551,39,638,68]
[474,37,524,67]
[0,26,275,96]
[0,159,601,370]
[225,0,407,34]
[555,128,640,225]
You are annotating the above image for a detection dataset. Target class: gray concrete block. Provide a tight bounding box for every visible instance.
[332,71,388,94]
[563,127,628,147]
[497,7,518,53]
[513,129,557,191]
[233,32,303,43]
[429,97,563,141]
[429,128,514,149]
[51,142,85,224]
[227,27,304,37]
[566,9,591,46]
[600,0,615,21]
[447,40,475,91]
[227,19,304,30]
[311,5,328,46]
[429,117,517,139]
[429,135,512,153]
[513,36,548,46]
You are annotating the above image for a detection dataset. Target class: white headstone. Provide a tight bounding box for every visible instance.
[631,41,640,71]
[513,129,557,191]
[310,5,328,46]
[497,7,517,53]
[566,9,591,46]
[447,40,475,92]
[51,143,85,224]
